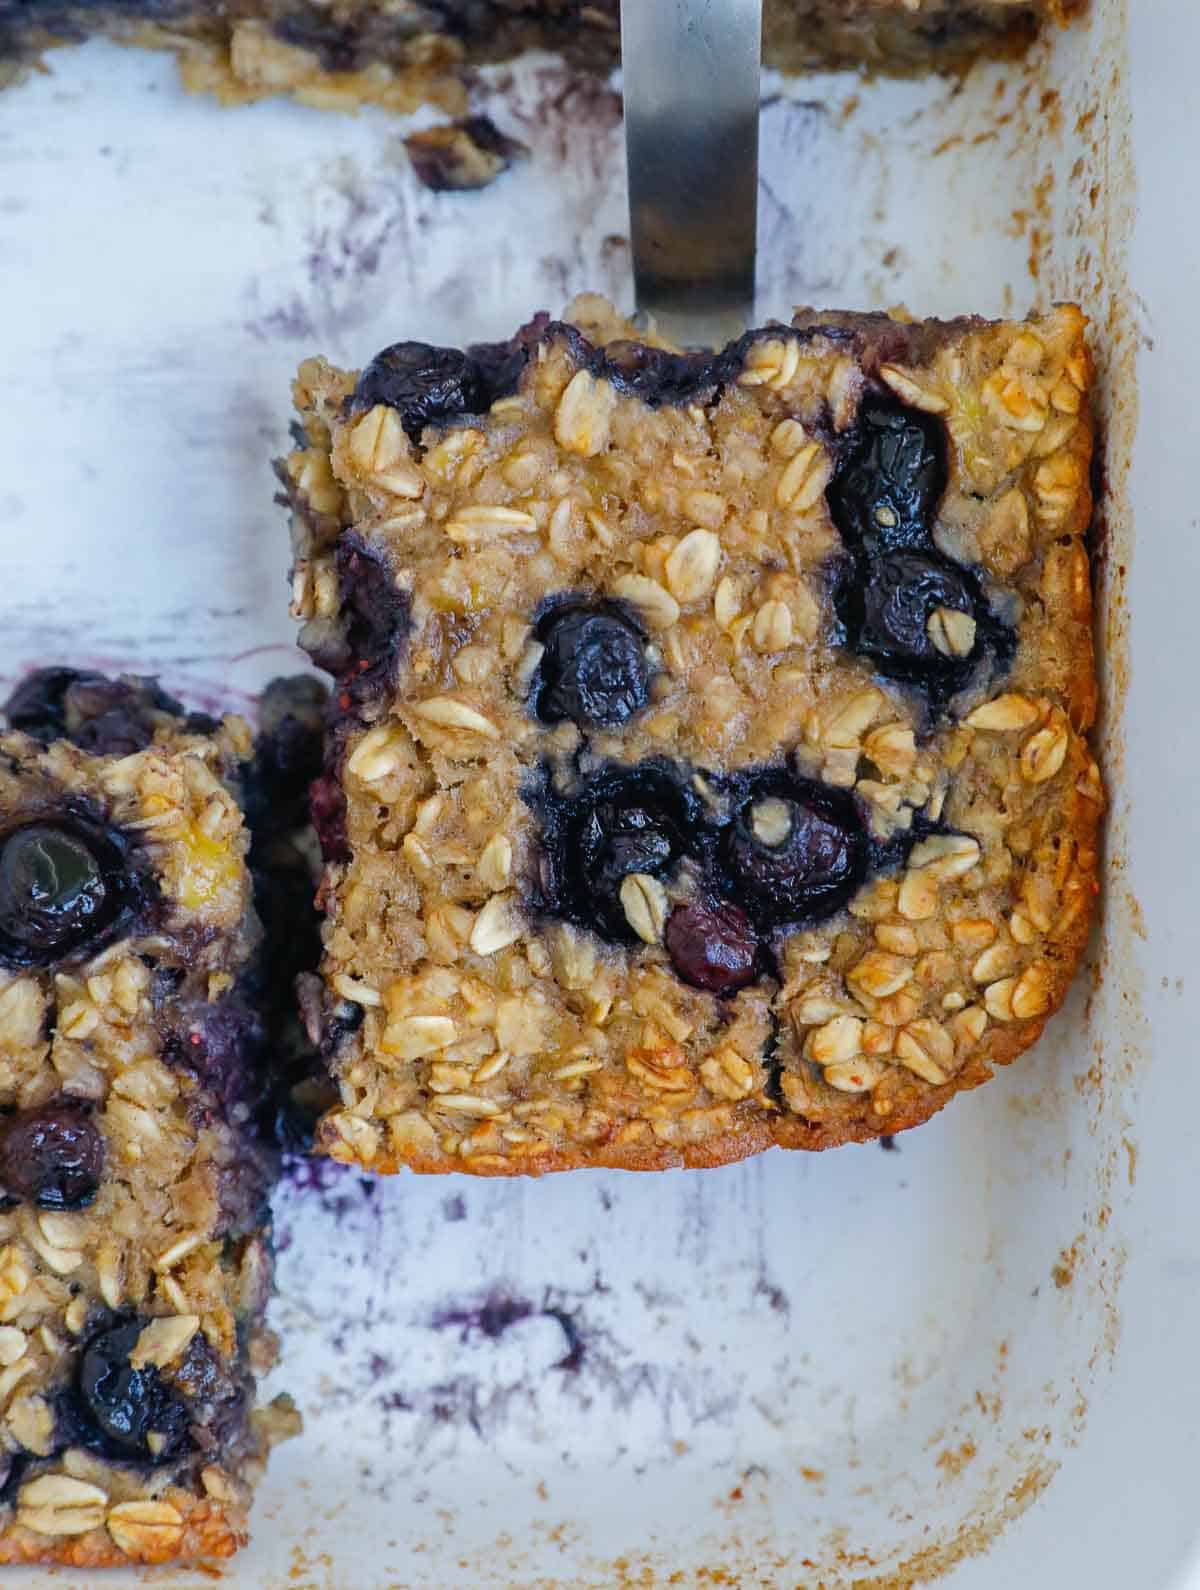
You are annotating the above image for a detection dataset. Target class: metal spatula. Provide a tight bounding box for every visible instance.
[622,0,763,348]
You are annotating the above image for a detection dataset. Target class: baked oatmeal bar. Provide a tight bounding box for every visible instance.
[1,1,1083,112]
[282,294,1102,1176]
[0,669,299,1566]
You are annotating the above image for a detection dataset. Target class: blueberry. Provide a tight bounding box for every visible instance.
[0,817,152,970]
[535,764,703,944]
[2,669,188,755]
[352,342,488,445]
[77,1320,190,1463]
[0,824,108,957]
[838,551,980,684]
[722,773,865,929]
[579,790,682,942]
[0,1100,104,1210]
[336,535,410,699]
[665,899,758,994]
[827,397,947,553]
[64,675,183,758]
[585,798,674,899]
[533,602,650,729]
[3,668,101,744]
[601,340,730,406]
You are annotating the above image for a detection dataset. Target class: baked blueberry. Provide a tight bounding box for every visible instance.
[533,601,650,729]
[309,534,410,700]
[827,396,947,554]
[722,773,865,929]
[665,899,759,994]
[3,667,102,744]
[352,341,488,444]
[838,550,981,684]
[0,823,109,958]
[536,763,703,943]
[2,668,199,757]
[76,1320,190,1464]
[339,536,409,690]
[601,339,732,407]
[0,1100,104,1211]
[465,313,551,406]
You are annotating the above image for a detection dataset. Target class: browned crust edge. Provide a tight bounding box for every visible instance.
[0,1496,245,1568]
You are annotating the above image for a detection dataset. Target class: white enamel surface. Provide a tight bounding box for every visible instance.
[1,2,1197,1584]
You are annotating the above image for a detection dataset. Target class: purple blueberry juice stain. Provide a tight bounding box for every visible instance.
[753,1271,791,1317]
[272,1157,379,1251]
[430,1292,586,1375]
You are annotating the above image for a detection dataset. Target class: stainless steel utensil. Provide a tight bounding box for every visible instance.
[622,0,762,347]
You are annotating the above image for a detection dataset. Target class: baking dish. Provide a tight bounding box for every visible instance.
[2,1,1193,1581]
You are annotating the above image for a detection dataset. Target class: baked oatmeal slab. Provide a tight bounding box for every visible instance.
[0,670,298,1567]
[283,294,1102,1177]
[1,0,1083,112]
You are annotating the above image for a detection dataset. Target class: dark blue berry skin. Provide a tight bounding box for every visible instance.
[665,899,759,994]
[0,825,108,958]
[351,316,551,445]
[0,813,155,970]
[526,757,871,954]
[529,761,709,944]
[827,397,947,555]
[719,771,866,931]
[352,343,491,444]
[349,320,840,451]
[3,668,104,743]
[3,667,212,756]
[533,601,651,730]
[838,550,982,685]
[74,1320,191,1464]
[826,395,1014,702]
[0,1100,104,1211]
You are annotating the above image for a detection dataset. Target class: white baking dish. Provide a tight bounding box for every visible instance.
[2,0,1195,1582]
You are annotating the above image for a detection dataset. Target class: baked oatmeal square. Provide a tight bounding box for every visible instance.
[283,294,1102,1175]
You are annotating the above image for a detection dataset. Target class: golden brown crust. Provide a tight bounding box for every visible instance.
[288,296,1103,1178]
[0,1493,244,1568]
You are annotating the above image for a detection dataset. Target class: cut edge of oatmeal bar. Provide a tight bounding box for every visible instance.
[282,293,1102,1178]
